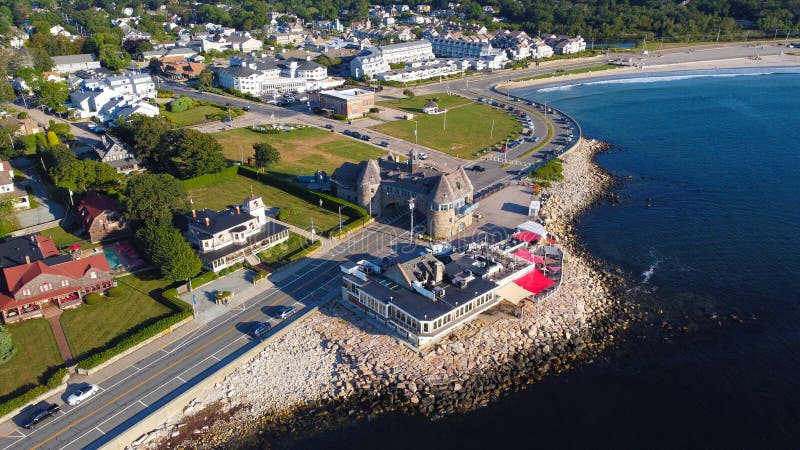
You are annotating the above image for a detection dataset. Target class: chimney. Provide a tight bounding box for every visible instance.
[434,261,444,283]
[235,205,240,215]
[191,209,197,218]
[204,217,210,227]
[408,151,418,173]
[25,255,31,264]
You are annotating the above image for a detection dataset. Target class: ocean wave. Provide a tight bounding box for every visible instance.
[535,69,793,92]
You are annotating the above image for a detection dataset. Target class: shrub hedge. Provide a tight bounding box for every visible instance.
[0,368,68,418]
[237,166,368,237]
[106,286,124,297]
[84,293,103,305]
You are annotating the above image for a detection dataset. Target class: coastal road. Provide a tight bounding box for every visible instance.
[0,216,422,450]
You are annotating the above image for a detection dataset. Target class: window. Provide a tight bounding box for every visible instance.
[61,280,69,287]
[90,271,97,279]
[22,288,31,296]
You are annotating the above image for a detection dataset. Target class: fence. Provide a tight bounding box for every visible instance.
[8,218,62,237]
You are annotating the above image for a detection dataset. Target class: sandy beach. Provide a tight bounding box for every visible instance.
[125,137,628,449]
[505,51,800,92]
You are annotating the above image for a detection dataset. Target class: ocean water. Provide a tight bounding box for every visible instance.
[286,71,800,449]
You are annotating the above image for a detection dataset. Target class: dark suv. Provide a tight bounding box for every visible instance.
[23,404,60,430]
[251,322,271,339]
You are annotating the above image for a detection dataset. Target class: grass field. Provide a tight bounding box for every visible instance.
[257,232,309,266]
[514,64,620,82]
[39,224,101,252]
[371,94,522,159]
[212,127,383,176]
[185,172,353,234]
[0,319,63,399]
[60,272,173,359]
[161,105,226,127]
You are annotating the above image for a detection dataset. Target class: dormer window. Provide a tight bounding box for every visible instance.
[90,271,97,279]
[22,288,31,296]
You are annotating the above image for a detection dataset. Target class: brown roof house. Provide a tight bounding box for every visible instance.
[77,192,131,243]
[0,116,41,137]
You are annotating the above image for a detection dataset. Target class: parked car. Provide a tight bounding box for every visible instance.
[222,117,232,122]
[23,404,60,429]
[277,305,297,319]
[470,165,486,172]
[67,384,99,406]
[417,152,428,159]
[242,105,251,111]
[380,141,390,147]
[359,134,371,141]
[324,124,334,130]
[250,322,271,339]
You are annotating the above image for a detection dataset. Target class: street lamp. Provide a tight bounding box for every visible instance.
[408,197,415,243]
[338,205,343,237]
[414,120,418,145]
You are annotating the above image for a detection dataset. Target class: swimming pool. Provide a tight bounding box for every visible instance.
[104,250,121,269]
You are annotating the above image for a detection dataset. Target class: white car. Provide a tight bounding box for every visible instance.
[417,153,428,160]
[67,384,99,405]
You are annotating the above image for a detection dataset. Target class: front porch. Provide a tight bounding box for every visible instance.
[1,303,43,324]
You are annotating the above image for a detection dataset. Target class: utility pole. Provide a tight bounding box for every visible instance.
[408,198,415,243]
[716,28,721,44]
[338,205,343,237]
[414,120,418,145]
[443,109,446,131]
[490,119,495,139]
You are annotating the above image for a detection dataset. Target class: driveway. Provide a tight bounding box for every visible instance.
[8,157,66,229]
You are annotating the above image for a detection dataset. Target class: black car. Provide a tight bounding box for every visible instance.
[242,105,251,111]
[360,134,371,141]
[470,165,486,172]
[324,124,334,130]
[23,404,60,430]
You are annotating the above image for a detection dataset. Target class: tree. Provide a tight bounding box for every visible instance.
[253,142,280,169]
[98,44,131,71]
[0,126,16,160]
[168,96,194,113]
[52,160,123,193]
[198,68,214,89]
[162,129,226,178]
[38,80,69,111]
[403,88,415,99]
[135,223,202,282]
[46,131,60,147]
[123,173,189,224]
[30,46,53,72]
[0,325,16,365]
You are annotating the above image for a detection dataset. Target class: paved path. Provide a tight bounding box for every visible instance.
[42,303,73,366]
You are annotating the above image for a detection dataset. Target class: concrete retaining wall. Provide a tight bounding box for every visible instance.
[99,305,322,450]
[9,219,62,237]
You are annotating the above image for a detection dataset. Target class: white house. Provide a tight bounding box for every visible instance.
[218,55,333,96]
[0,160,29,210]
[184,194,291,272]
[52,54,101,74]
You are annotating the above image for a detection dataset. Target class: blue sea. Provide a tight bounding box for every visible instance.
[288,70,800,448]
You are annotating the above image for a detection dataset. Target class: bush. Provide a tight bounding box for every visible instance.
[254,270,269,281]
[156,89,174,98]
[332,113,346,121]
[106,286,124,297]
[530,158,564,182]
[0,326,16,365]
[168,96,195,113]
[84,293,104,305]
[0,367,67,417]
[214,290,232,300]
[403,88,415,99]
[369,107,380,113]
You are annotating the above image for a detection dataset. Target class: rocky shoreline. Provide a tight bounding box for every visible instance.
[130,138,632,450]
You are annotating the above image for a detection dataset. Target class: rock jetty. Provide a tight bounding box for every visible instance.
[131,138,630,450]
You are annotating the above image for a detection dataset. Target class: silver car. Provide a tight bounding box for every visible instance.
[67,384,99,406]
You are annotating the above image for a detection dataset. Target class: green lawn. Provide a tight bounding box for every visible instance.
[161,104,238,127]
[211,127,383,176]
[185,172,353,234]
[0,319,63,399]
[377,94,472,112]
[60,271,174,359]
[257,232,311,266]
[371,94,522,159]
[515,64,620,82]
[38,224,101,252]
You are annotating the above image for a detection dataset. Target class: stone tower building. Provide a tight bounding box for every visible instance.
[332,150,477,239]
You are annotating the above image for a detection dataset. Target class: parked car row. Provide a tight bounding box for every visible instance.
[21,382,100,430]
[343,129,371,141]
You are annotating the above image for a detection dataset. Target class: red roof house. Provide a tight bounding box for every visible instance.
[77,192,131,243]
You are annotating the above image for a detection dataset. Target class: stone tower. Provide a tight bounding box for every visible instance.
[242,193,266,225]
[357,159,382,216]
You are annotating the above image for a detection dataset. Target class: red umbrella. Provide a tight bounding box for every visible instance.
[69,244,81,251]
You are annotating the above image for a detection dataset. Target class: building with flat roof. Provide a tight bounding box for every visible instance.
[52,54,101,74]
[319,88,374,119]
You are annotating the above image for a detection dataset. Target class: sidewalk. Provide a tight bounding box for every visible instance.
[42,303,73,366]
